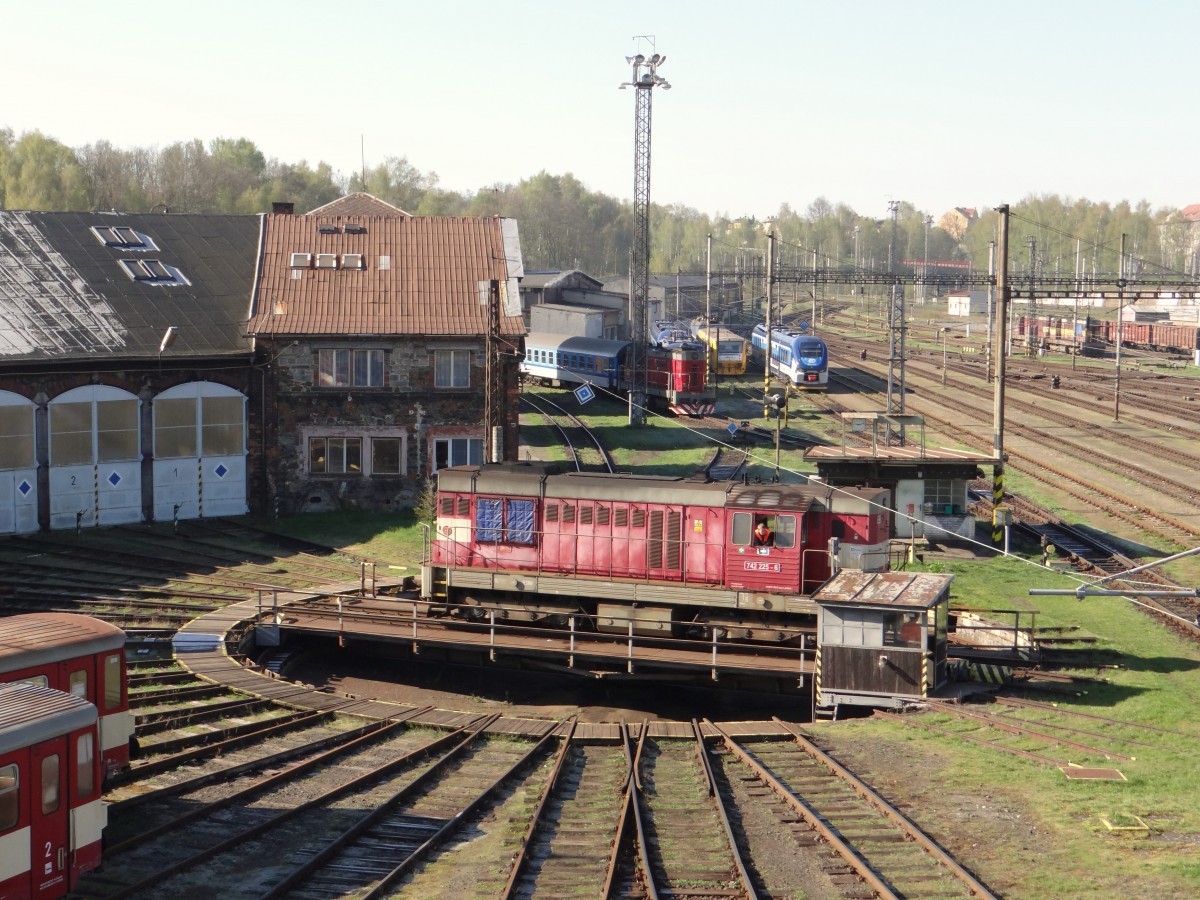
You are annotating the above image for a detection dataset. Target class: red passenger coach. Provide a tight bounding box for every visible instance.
[0,614,134,782]
[0,682,106,899]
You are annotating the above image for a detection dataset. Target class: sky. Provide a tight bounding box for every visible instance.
[5,1,1198,221]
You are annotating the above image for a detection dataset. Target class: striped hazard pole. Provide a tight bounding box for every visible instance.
[992,467,1004,543]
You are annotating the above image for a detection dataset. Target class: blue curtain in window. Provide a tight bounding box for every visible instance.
[506,499,535,544]
[477,498,503,542]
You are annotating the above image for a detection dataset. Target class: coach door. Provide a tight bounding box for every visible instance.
[30,736,68,898]
[0,392,37,535]
[49,386,142,530]
[152,382,248,521]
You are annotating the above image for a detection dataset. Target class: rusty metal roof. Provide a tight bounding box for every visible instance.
[248,213,525,337]
[811,570,954,608]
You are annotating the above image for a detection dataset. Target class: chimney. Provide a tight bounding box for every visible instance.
[272,201,295,215]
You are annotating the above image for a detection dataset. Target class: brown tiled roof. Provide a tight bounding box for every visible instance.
[307,193,411,216]
[248,214,524,337]
[1179,204,1200,222]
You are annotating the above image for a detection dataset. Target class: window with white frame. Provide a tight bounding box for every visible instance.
[433,437,482,471]
[434,350,471,388]
[309,437,362,474]
[371,438,402,474]
[318,349,384,387]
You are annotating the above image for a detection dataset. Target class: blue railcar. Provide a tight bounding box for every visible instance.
[749,324,829,388]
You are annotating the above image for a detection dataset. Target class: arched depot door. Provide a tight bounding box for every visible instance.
[152,382,248,522]
[49,386,142,530]
[0,391,38,534]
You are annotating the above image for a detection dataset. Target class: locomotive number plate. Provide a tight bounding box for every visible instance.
[743,561,782,573]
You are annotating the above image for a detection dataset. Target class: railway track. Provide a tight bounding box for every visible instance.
[521,391,616,472]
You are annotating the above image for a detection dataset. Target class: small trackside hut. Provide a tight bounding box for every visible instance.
[812,569,952,710]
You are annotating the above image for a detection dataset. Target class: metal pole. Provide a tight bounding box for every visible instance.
[705,233,713,383]
[1115,233,1126,421]
[993,205,1011,544]
[986,240,995,383]
[941,329,947,385]
[763,232,775,417]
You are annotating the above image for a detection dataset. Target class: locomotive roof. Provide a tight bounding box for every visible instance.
[811,570,954,609]
[0,613,126,674]
[0,683,97,754]
[441,465,856,512]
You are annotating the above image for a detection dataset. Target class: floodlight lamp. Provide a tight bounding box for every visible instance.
[634,53,645,64]
[649,53,661,64]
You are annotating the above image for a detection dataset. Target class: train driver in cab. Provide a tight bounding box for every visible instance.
[753,519,774,546]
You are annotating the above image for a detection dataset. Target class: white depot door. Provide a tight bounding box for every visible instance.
[48,386,143,530]
[0,391,38,534]
[153,382,248,522]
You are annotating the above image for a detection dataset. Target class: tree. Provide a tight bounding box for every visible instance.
[1,131,88,211]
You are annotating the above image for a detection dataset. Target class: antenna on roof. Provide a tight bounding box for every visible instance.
[361,135,366,188]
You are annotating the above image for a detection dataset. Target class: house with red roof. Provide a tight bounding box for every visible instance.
[246,199,525,514]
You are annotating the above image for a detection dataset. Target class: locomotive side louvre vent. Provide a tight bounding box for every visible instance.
[545,503,559,523]
[597,506,611,526]
[648,510,664,569]
[666,511,682,570]
[614,508,628,527]
[440,496,454,515]
[631,508,645,528]
[456,497,470,516]
[562,504,576,524]
[580,505,594,525]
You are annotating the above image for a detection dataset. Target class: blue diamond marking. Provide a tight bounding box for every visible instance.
[214,464,228,479]
[108,471,122,487]
[17,480,31,496]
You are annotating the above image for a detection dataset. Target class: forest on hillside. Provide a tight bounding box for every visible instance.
[1,128,1194,279]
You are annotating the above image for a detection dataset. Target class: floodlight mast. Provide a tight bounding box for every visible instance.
[620,45,670,426]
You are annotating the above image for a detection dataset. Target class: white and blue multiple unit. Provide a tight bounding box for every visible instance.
[750,324,829,388]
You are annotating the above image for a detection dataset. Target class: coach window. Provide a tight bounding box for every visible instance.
[18,674,49,688]
[76,733,96,798]
[103,653,122,710]
[41,754,60,815]
[69,669,87,699]
[0,765,17,830]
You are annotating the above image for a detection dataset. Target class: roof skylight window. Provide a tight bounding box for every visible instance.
[92,225,155,250]
[118,258,190,285]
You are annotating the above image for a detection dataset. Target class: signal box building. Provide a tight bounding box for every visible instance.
[806,413,998,543]
[246,199,526,515]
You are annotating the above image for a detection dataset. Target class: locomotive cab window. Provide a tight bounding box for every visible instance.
[732,512,796,549]
[0,764,17,831]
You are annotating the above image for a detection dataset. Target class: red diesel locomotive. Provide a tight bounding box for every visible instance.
[425,463,895,644]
